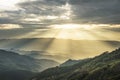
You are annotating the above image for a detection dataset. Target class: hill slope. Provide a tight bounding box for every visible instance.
[60,59,81,67]
[0,70,35,80]
[0,49,59,80]
[32,48,120,80]
[0,49,59,72]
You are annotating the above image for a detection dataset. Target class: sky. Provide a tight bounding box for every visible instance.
[0,0,120,40]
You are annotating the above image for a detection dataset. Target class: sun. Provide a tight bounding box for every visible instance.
[47,24,96,40]
[57,24,80,29]
[51,24,93,30]
[52,24,80,29]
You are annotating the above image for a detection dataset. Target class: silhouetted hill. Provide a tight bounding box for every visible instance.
[31,48,120,80]
[14,50,67,63]
[60,59,81,67]
[0,49,59,72]
[0,70,35,80]
[0,49,59,80]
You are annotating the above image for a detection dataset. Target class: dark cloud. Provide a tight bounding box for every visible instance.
[0,0,120,26]
[0,28,34,39]
[18,0,67,15]
[0,10,25,24]
[0,0,69,26]
[68,0,120,24]
[0,17,13,24]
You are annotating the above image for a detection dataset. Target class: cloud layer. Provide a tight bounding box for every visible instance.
[0,0,120,28]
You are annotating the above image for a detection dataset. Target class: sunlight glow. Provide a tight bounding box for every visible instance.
[0,24,22,29]
[0,0,23,10]
[54,24,80,29]
[2,23,119,61]
[51,24,95,30]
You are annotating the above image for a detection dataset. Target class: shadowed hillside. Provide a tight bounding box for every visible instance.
[0,49,59,72]
[31,48,120,80]
[0,70,35,80]
[0,49,59,80]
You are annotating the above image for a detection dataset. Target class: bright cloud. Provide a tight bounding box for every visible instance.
[0,24,22,29]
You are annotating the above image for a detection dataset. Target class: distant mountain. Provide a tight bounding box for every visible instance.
[60,59,81,67]
[0,38,120,62]
[14,50,67,62]
[31,48,120,80]
[0,49,59,72]
[0,49,59,80]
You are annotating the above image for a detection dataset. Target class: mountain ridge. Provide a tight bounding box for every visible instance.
[31,48,120,80]
[0,49,59,72]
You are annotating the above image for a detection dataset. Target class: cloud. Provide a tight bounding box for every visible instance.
[0,0,120,28]
[0,0,72,26]
[18,0,68,17]
[0,24,22,29]
[68,0,120,24]
[17,0,72,24]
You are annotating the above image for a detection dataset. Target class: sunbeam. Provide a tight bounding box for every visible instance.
[0,23,120,60]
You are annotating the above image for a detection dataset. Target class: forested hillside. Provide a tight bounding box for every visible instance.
[31,48,120,80]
